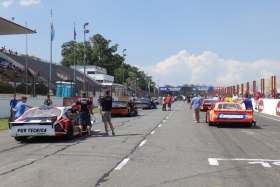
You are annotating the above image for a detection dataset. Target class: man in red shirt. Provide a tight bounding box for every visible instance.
[254,91,260,110]
[166,94,172,111]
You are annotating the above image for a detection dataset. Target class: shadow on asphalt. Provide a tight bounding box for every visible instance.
[216,124,263,129]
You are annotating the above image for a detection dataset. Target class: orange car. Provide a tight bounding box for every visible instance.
[205,102,253,127]
[111,101,135,117]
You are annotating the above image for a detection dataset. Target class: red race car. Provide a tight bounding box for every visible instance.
[200,99,217,111]
[9,106,89,141]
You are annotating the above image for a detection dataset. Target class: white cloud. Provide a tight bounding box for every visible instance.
[0,0,14,9]
[18,0,40,6]
[138,50,280,87]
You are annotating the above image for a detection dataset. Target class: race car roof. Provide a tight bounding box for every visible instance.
[0,17,36,35]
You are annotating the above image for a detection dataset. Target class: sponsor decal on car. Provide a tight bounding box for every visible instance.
[17,128,47,134]
[217,113,247,120]
[276,101,280,116]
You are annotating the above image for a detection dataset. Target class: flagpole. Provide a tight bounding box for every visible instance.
[74,22,76,83]
[25,22,28,95]
[49,9,52,93]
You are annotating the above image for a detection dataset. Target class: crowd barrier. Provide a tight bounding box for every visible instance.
[253,98,280,117]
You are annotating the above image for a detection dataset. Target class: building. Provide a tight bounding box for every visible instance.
[71,65,114,83]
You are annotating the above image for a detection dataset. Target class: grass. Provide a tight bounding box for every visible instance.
[0,118,8,132]
[0,107,100,132]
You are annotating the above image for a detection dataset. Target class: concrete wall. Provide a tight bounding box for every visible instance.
[0,96,118,118]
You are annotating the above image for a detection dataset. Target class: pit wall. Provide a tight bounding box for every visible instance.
[0,96,118,118]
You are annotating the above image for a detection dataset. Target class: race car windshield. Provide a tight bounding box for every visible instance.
[204,100,216,104]
[21,108,62,118]
[218,104,242,110]
[112,101,126,107]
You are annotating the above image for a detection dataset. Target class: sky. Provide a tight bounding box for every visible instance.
[1,0,280,87]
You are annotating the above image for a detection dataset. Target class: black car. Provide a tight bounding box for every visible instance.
[134,98,153,109]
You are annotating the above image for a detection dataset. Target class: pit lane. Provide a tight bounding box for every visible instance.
[0,101,280,187]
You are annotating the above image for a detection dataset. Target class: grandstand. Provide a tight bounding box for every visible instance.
[0,16,104,96]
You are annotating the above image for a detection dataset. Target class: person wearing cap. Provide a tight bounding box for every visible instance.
[100,89,115,136]
[44,94,53,106]
[10,94,18,117]
[72,92,93,137]
[190,95,202,123]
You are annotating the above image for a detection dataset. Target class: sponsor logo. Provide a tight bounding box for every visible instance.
[17,128,47,134]
[217,113,247,120]
[276,101,280,116]
[258,99,264,113]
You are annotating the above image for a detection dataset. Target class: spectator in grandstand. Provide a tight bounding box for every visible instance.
[254,91,260,110]
[10,94,18,117]
[44,94,53,106]
[15,96,34,118]
[15,51,18,56]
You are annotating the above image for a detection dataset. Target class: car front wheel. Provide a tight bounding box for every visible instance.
[14,136,28,141]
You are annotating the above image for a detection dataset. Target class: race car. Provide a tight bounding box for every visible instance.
[205,102,253,127]
[9,106,88,141]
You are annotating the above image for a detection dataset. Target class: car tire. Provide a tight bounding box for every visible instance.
[244,122,252,128]
[127,109,132,117]
[65,123,74,140]
[208,115,215,126]
[14,136,28,141]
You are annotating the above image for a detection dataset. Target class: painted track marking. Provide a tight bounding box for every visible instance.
[115,158,130,170]
[139,140,147,147]
[151,131,155,134]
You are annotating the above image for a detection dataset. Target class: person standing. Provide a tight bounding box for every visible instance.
[242,93,256,126]
[100,89,115,136]
[232,94,238,103]
[166,94,172,111]
[44,94,53,106]
[15,96,34,118]
[72,92,93,137]
[162,96,166,111]
[254,91,260,110]
[10,94,18,117]
[190,95,202,123]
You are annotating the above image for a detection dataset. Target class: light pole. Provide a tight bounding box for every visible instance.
[145,73,148,95]
[122,49,126,96]
[135,78,139,97]
[83,22,89,92]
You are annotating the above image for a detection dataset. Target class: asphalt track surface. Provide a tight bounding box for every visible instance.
[0,101,280,187]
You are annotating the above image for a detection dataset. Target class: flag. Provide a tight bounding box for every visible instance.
[50,13,55,41]
[74,25,77,40]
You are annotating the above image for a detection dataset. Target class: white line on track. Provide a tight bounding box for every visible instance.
[115,158,130,170]
[255,113,280,122]
[163,120,166,122]
[158,124,162,127]
[139,140,147,147]
[151,131,155,134]
[38,144,49,149]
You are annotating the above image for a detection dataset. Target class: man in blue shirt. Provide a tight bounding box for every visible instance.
[242,93,256,126]
[10,94,18,117]
[190,95,202,123]
[15,96,34,118]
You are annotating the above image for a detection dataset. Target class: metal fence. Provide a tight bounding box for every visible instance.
[217,75,278,99]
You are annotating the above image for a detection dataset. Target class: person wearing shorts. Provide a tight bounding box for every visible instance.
[100,89,115,136]
[72,92,93,137]
[166,94,172,111]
